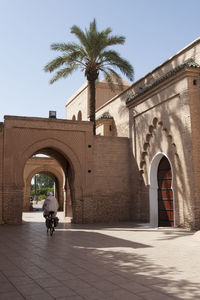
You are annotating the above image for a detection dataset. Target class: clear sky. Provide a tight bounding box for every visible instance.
[0,0,200,121]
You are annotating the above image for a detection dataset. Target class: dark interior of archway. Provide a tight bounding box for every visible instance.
[157,156,174,227]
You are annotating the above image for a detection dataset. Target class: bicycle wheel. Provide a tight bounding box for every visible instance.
[46,218,50,234]
[50,224,54,236]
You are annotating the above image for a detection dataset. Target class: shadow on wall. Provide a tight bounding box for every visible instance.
[129,57,196,228]
[111,118,117,136]
[128,140,149,223]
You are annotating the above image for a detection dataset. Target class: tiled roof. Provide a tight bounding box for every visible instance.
[126,59,200,104]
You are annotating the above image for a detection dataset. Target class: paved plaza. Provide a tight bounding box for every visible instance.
[0,211,199,300]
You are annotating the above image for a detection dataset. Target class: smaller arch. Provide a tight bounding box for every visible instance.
[141,151,147,159]
[143,142,150,151]
[72,115,76,121]
[23,162,65,212]
[149,125,154,133]
[140,160,146,169]
[152,117,158,127]
[146,133,152,142]
[77,111,82,121]
[167,134,173,142]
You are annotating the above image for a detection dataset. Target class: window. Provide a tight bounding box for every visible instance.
[77,111,82,121]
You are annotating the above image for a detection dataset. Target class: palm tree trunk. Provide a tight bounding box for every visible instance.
[88,79,96,135]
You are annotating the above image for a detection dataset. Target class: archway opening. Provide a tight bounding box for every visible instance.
[23,148,74,223]
[149,153,174,227]
[29,172,55,211]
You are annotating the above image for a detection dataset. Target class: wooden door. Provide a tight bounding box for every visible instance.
[157,156,174,226]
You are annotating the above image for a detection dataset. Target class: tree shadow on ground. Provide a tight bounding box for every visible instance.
[0,222,199,299]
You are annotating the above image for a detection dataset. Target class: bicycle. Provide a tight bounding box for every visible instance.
[45,211,58,236]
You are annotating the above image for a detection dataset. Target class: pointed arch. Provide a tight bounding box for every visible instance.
[23,162,65,212]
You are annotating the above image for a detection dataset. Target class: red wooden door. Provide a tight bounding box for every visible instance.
[157,156,174,227]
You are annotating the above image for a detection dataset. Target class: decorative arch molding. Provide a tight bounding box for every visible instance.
[16,138,82,189]
[139,117,179,174]
[15,138,84,221]
[25,166,64,187]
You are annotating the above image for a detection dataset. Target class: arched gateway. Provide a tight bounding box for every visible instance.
[0,115,134,225]
[0,116,93,224]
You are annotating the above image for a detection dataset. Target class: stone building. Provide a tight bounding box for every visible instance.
[66,37,200,229]
[0,38,200,229]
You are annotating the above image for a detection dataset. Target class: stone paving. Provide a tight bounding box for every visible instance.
[0,211,200,300]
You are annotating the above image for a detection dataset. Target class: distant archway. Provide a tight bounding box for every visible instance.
[149,152,174,227]
[23,164,65,213]
[72,115,76,120]
[1,116,93,225]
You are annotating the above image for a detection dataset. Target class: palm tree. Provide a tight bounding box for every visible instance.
[44,19,134,135]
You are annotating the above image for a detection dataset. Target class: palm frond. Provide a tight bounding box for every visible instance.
[44,56,66,72]
[89,19,97,34]
[51,42,79,52]
[49,66,77,84]
[99,69,115,91]
[71,25,89,51]
[100,68,124,91]
[106,68,124,90]
[99,50,134,81]
[101,27,112,37]
[106,35,125,46]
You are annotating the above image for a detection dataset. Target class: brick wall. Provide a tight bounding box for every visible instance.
[187,69,200,228]
[92,136,133,223]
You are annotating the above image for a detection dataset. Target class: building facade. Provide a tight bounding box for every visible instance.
[65,38,200,229]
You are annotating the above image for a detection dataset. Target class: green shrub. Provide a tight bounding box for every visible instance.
[30,187,54,201]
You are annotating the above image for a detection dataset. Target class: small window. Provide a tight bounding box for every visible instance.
[72,115,76,120]
[193,79,197,86]
[77,111,82,121]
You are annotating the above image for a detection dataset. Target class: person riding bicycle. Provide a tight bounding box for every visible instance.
[42,192,59,218]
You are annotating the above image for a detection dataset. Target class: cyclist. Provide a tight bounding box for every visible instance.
[43,192,59,232]
[42,192,59,217]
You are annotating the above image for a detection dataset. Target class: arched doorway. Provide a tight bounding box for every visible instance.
[157,156,174,227]
[23,156,65,212]
[149,153,174,227]
[21,144,79,223]
[1,116,92,225]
